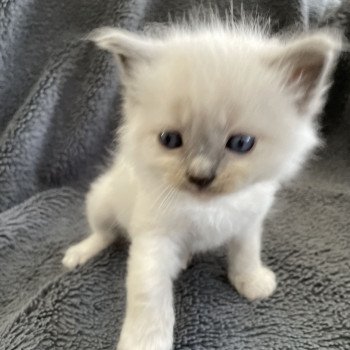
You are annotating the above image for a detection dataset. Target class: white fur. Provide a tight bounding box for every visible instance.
[63,20,340,350]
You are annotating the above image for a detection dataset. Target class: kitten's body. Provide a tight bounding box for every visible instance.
[63,18,340,350]
[87,154,276,254]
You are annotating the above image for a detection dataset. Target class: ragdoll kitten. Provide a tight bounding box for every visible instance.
[62,19,340,350]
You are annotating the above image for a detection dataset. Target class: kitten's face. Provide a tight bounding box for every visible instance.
[92,27,338,197]
[122,42,320,196]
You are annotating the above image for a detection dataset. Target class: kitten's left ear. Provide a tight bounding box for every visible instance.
[268,32,341,115]
[88,27,158,82]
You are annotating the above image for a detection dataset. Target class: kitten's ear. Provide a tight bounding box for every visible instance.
[268,32,341,114]
[88,27,157,82]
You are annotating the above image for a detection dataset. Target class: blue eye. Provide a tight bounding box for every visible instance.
[159,131,183,149]
[226,135,255,153]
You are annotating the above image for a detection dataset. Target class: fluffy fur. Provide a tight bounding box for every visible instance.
[62,18,340,350]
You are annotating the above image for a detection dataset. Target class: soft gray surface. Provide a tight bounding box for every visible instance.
[0,1,349,349]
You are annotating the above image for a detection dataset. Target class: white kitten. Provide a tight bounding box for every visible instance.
[63,18,340,350]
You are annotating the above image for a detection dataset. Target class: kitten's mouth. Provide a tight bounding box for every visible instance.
[180,182,222,198]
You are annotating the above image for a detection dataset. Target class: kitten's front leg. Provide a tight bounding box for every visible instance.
[117,233,183,350]
[227,221,276,301]
[62,171,118,270]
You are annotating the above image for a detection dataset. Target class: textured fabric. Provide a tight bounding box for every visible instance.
[0,0,349,349]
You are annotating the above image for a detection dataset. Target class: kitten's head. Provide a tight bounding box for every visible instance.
[91,24,340,197]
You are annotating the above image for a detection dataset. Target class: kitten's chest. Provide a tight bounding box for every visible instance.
[168,189,271,253]
[185,201,254,252]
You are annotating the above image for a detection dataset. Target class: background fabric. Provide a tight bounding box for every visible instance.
[0,1,349,349]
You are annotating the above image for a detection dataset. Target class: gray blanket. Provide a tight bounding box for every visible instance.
[1,1,349,349]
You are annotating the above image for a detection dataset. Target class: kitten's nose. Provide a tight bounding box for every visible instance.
[187,174,216,189]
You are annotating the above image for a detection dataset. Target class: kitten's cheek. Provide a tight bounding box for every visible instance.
[167,171,186,189]
[214,175,242,194]
[218,165,249,193]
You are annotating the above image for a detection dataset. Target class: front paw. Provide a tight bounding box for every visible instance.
[117,333,173,350]
[117,323,173,350]
[62,242,92,270]
[229,266,277,301]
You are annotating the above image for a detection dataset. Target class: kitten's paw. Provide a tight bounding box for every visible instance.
[117,324,173,350]
[230,266,277,301]
[62,242,94,270]
[117,338,172,350]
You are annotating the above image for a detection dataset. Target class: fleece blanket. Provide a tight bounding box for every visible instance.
[0,0,349,349]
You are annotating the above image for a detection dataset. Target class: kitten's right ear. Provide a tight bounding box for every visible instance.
[88,27,157,82]
[267,31,341,115]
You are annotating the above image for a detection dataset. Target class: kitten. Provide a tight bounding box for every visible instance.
[62,18,340,350]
